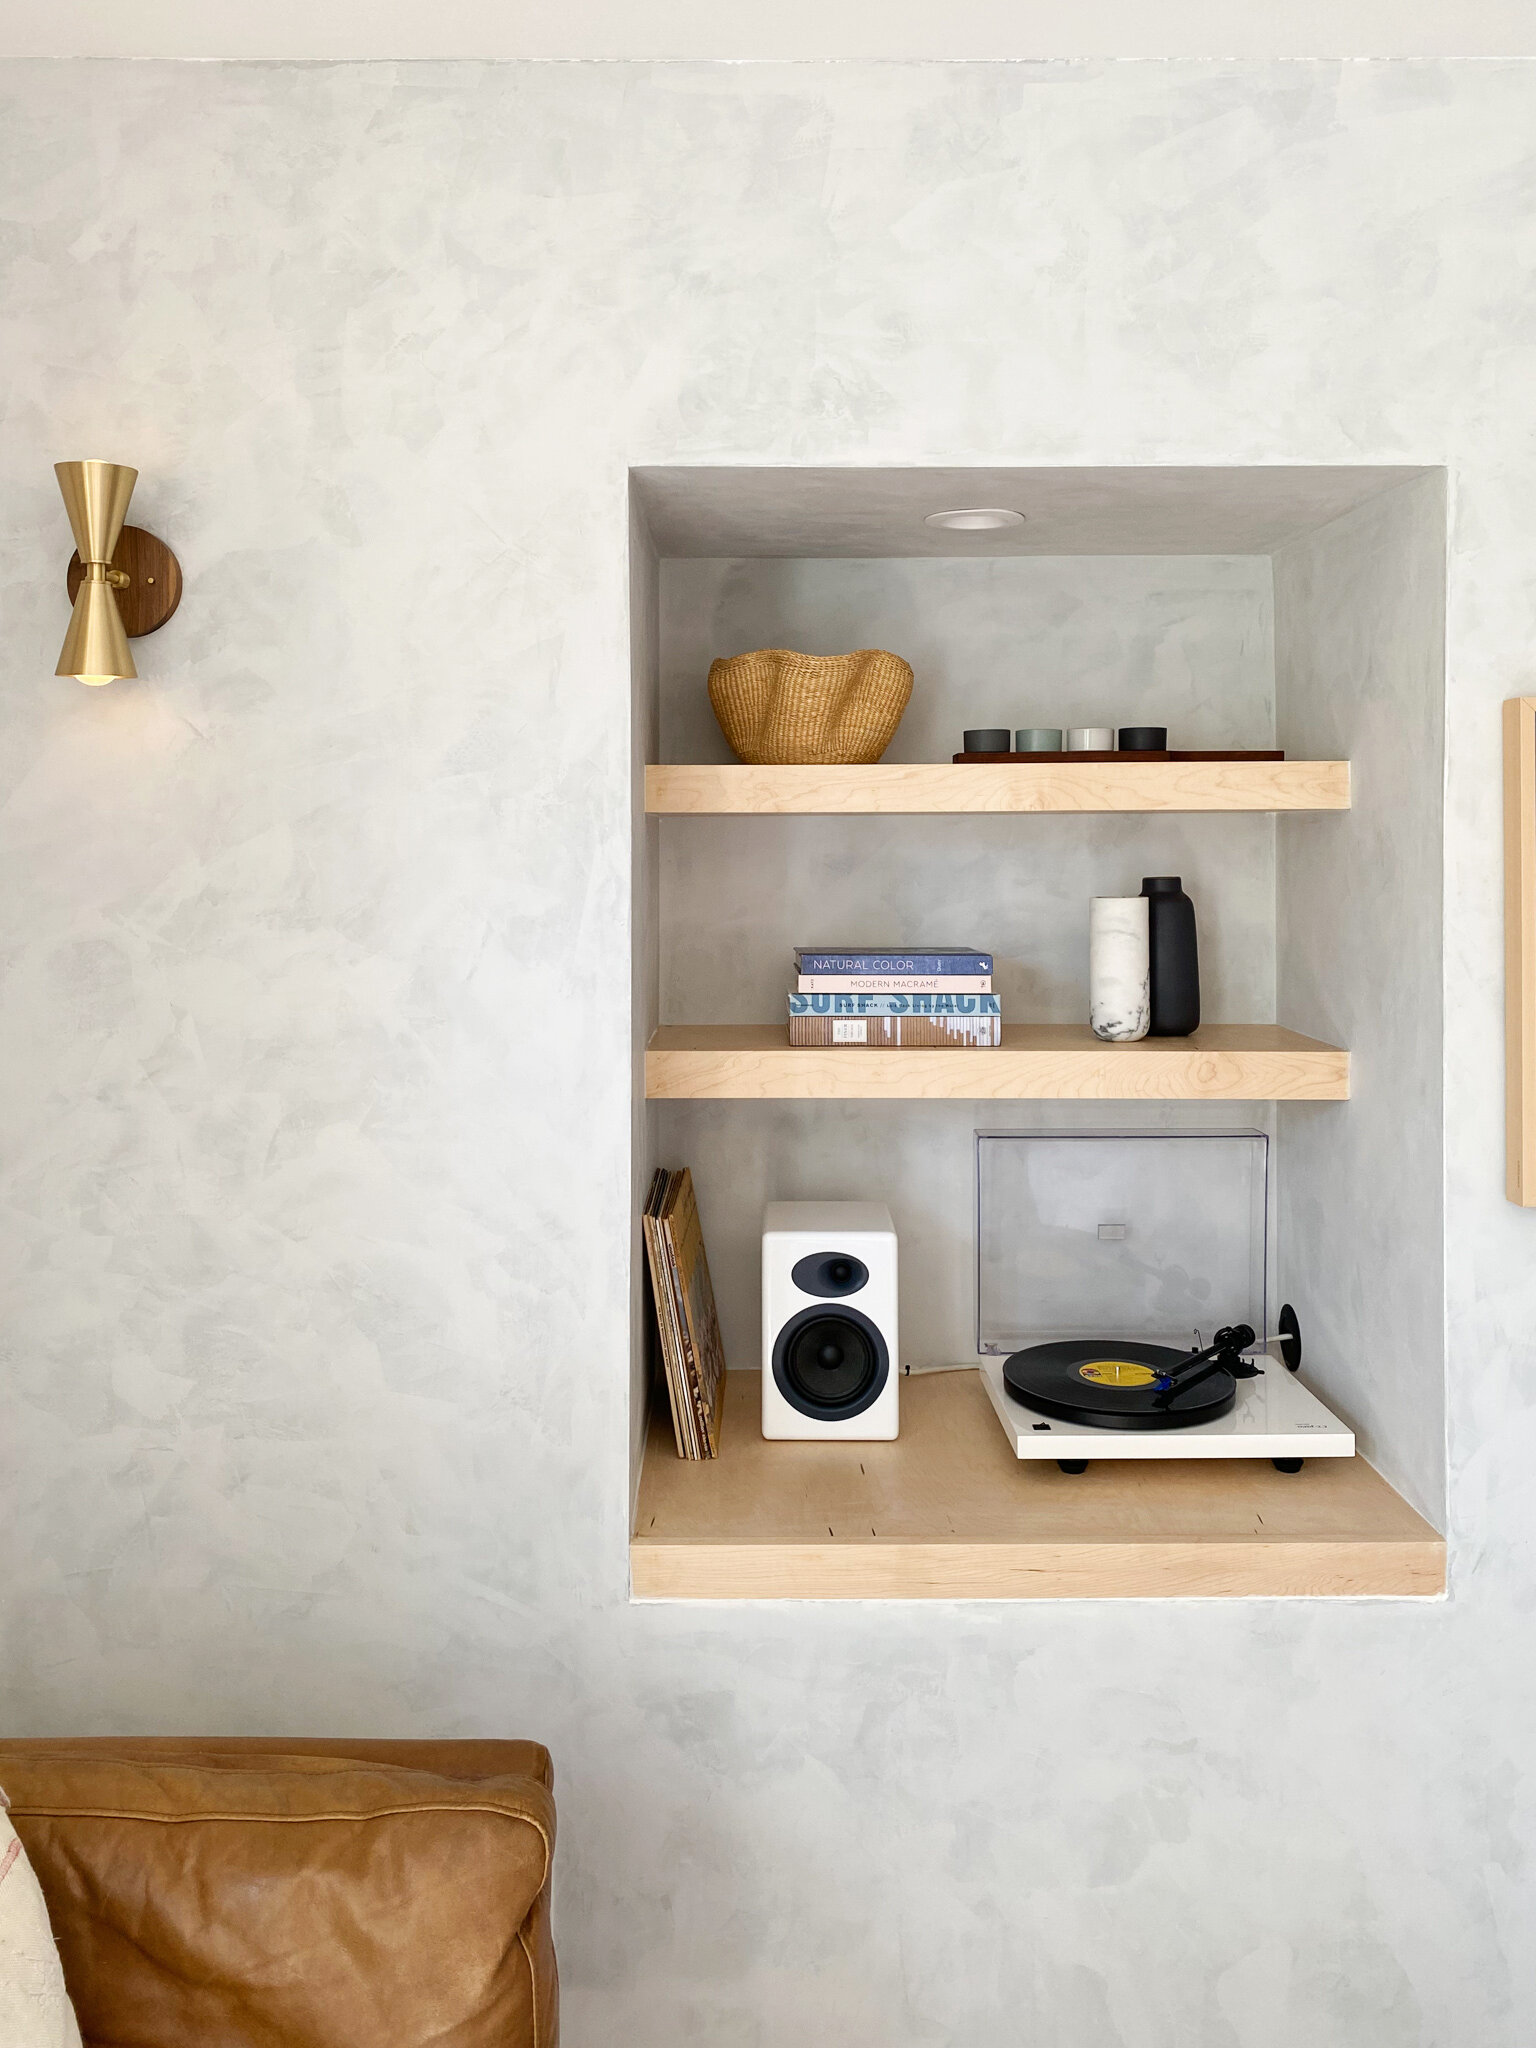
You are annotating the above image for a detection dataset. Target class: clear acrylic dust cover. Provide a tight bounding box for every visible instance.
[975,1129,1270,1356]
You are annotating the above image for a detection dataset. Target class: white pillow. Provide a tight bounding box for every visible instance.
[0,1801,83,2048]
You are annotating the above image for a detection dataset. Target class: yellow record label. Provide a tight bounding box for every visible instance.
[1076,1358,1159,1388]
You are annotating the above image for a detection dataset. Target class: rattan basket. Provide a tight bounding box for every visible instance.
[707,648,914,765]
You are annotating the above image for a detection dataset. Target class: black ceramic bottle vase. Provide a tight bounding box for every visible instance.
[1141,876,1200,1035]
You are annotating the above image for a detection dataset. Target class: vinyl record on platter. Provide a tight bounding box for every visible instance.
[1002,1338,1237,1431]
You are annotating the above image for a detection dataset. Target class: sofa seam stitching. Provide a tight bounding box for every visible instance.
[8,1804,551,1879]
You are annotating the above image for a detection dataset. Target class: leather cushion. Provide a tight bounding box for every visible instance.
[0,1745,556,2048]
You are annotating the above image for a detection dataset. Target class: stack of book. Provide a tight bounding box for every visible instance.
[642,1167,727,1458]
[787,946,1001,1047]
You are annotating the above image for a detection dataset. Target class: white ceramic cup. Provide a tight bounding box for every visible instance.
[1068,727,1115,751]
[1090,896,1151,1041]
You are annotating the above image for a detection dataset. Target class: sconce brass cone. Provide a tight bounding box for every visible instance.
[55,460,138,566]
[54,460,140,684]
[57,570,136,685]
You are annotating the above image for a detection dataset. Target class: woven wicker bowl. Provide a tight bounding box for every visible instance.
[707,648,914,765]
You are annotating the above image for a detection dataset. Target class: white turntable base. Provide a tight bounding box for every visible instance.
[980,1357,1355,1462]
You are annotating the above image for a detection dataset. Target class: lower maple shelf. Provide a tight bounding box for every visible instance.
[644,1023,1349,1101]
[630,1371,1444,1601]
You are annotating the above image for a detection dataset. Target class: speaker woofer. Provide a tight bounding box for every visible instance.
[772,1303,889,1420]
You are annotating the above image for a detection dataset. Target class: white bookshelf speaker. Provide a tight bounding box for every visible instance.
[761,1201,898,1440]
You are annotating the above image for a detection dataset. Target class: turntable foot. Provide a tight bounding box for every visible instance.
[1056,1459,1088,1475]
[1272,1457,1304,1473]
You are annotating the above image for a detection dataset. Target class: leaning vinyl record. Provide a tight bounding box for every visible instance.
[1001,1339,1237,1431]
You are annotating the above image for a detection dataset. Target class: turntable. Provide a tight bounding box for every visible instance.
[973,1130,1355,1473]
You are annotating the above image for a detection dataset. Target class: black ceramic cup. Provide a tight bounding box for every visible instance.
[963,729,1013,753]
[1118,726,1168,752]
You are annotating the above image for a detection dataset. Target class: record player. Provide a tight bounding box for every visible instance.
[973,1130,1354,1473]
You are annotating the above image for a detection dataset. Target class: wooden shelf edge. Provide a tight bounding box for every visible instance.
[630,1374,1441,1602]
[645,760,1352,816]
[645,1025,1350,1102]
[629,1536,1446,1601]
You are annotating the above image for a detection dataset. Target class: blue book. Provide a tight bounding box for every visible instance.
[789,991,1002,1017]
[794,947,994,976]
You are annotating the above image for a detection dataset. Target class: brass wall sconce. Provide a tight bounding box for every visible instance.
[55,460,182,686]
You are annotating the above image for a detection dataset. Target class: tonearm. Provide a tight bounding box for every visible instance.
[1152,1323,1262,1408]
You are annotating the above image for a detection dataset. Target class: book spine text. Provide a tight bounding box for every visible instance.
[789,991,1002,1017]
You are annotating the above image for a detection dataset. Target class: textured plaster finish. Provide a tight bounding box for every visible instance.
[659,556,1277,1032]
[1276,475,1447,1522]
[629,493,661,1504]
[6,0,1536,62]
[0,57,1529,2048]
[635,463,1427,557]
[657,554,1280,1371]
[662,1099,1277,1378]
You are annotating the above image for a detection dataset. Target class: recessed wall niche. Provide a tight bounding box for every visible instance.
[628,466,1447,1596]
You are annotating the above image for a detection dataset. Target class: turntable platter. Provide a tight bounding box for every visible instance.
[1001,1339,1238,1431]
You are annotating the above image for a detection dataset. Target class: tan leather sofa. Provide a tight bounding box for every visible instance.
[0,1736,557,2047]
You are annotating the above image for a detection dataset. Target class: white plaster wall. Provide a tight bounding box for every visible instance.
[659,557,1275,1026]
[1276,475,1447,1521]
[1,58,1533,2048]
[661,1097,1278,1375]
[6,0,1535,61]
[629,496,662,1502]
[660,557,1277,767]
[656,554,1278,1369]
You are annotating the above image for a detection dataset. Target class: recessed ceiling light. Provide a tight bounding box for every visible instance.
[923,507,1026,531]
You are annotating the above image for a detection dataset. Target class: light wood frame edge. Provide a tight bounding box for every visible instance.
[643,760,1352,816]
[629,1538,1446,1600]
[643,1044,1351,1103]
[1505,698,1536,1204]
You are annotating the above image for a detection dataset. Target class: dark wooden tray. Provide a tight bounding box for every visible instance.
[951,749,1287,764]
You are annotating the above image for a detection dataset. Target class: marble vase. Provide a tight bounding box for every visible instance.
[1090,896,1151,1041]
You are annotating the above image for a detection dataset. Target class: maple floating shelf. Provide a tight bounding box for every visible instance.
[631,1372,1443,1601]
[645,759,1351,816]
[644,1023,1349,1102]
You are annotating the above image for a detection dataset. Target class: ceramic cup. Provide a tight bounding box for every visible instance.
[1068,727,1115,752]
[1015,728,1064,752]
[1089,896,1151,1042]
[1118,726,1168,752]
[963,728,1013,753]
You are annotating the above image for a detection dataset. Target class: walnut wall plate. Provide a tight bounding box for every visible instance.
[67,524,182,638]
[951,749,1286,763]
